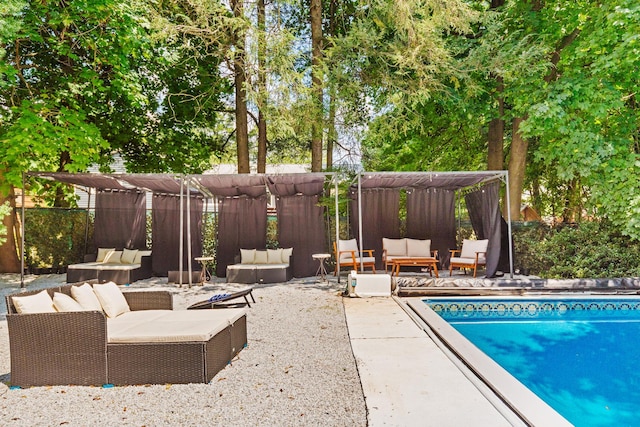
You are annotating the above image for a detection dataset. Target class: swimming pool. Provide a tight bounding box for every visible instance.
[412,296,640,427]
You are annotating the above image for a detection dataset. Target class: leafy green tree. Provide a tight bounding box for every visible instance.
[0,0,155,270]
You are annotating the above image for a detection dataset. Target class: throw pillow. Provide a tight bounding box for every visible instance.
[460,239,489,259]
[12,290,56,314]
[254,250,268,264]
[93,281,130,318]
[406,239,431,257]
[133,250,152,264]
[121,248,138,264]
[281,247,293,264]
[267,248,283,264]
[103,250,123,264]
[71,283,103,312]
[53,292,85,312]
[96,247,116,262]
[383,238,406,256]
[240,249,256,264]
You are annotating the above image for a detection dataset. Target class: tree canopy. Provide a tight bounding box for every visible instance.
[1,0,639,274]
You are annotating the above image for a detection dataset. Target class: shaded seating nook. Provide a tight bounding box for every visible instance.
[334,238,376,276]
[21,172,339,287]
[449,238,489,277]
[350,172,514,279]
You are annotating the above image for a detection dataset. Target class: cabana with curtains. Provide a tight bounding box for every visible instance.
[21,172,337,287]
[350,171,513,278]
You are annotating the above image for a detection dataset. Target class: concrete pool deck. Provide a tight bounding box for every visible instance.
[343,297,514,426]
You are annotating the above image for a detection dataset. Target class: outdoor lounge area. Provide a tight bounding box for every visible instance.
[4,281,247,386]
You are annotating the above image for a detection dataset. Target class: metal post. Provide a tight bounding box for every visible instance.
[84,189,91,258]
[20,172,26,288]
[357,173,363,271]
[504,171,515,279]
[334,175,340,283]
[186,177,192,288]
[178,177,184,287]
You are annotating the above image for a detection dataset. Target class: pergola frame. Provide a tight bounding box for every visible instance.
[20,171,340,288]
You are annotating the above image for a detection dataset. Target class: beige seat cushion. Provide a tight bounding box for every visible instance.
[133,250,152,264]
[383,238,407,257]
[107,309,247,343]
[71,283,103,312]
[281,248,293,263]
[338,239,359,261]
[93,281,131,318]
[406,239,431,257]
[267,248,283,264]
[460,239,488,262]
[12,290,56,314]
[121,248,138,264]
[96,248,116,262]
[240,249,256,264]
[53,292,86,312]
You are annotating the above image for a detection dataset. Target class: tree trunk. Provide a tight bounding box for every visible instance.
[256,0,267,174]
[232,0,250,174]
[310,0,323,172]
[327,89,335,169]
[0,183,21,273]
[508,117,528,220]
[487,77,504,171]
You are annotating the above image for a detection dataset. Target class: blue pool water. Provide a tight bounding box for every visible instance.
[425,298,640,427]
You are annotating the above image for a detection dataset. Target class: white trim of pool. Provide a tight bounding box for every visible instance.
[403,296,574,426]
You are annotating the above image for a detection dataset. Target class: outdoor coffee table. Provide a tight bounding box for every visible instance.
[390,257,439,277]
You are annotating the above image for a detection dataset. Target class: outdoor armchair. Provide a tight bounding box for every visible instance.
[449,239,488,278]
[333,238,376,276]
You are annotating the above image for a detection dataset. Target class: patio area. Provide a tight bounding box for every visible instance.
[0,271,555,426]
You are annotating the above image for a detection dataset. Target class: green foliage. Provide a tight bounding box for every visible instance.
[24,208,92,269]
[513,221,640,279]
[0,202,11,246]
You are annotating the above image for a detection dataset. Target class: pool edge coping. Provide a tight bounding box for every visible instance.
[402,296,573,427]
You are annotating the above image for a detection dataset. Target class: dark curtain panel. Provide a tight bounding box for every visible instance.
[216,196,268,277]
[406,188,457,266]
[151,195,203,276]
[464,182,502,277]
[93,190,146,251]
[276,195,325,277]
[350,188,401,268]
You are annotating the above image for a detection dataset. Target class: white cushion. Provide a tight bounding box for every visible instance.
[254,250,268,264]
[103,250,123,264]
[121,248,138,264]
[96,248,116,262]
[71,283,103,312]
[383,238,407,257]
[240,249,256,264]
[338,239,359,260]
[107,309,247,343]
[281,247,293,264]
[53,292,85,312]
[406,239,431,257]
[133,250,152,264]
[460,239,489,259]
[93,281,130,318]
[12,290,56,314]
[267,248,283,264]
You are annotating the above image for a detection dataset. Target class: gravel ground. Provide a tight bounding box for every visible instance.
[0,274,367,426]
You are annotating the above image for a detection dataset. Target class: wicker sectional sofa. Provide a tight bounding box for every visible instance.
[5,283,247,387]
[66,248,153,285]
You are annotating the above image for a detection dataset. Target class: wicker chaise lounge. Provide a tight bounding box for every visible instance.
[5,284,247,387]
